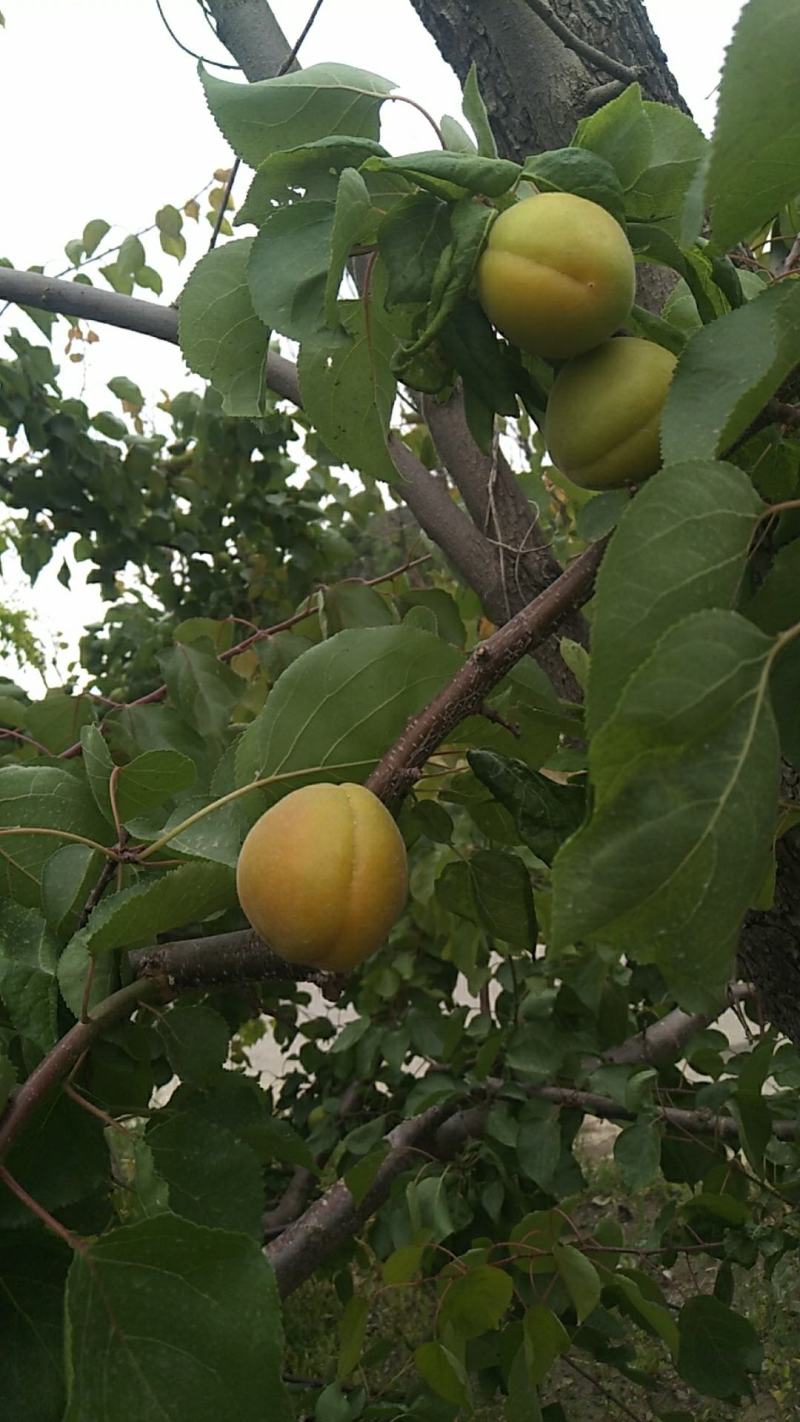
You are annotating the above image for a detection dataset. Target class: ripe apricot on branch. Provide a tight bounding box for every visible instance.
[476,192,636,360]
[236,782,408,973]
[544,336,677,491]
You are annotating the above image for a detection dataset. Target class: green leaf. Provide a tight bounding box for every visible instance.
[437,849,537,949]
[628,302,687,357]
[115,749,196,822]
[235,624,461,787]
[468,749,584,863]
[0,765,110,908]
[462,63,498,158]
[159,641,240,742]
[129,794,249,868]
[326,167,373,327]
[382,1244,426,1285]
[91,410,127,440]
[321,581,394,635]
[0,901,58,1051]
[154,1003,231,1085]
[415,1341,471,1407]
[704,0,800,249]
[662,282,800,466]
[745,540,800,636]
[393,199,494,371]
[522,148,626,223]
[553,1242,601,1323]
[614,1121,661,1192]
[248,200,336,342]
[364,149,520,198]
[625,103,707,235]
[135,264,163,295]
[80,723,115,821]
[518,1114,561,1192]
[507,1346,544,1422]
[107,374,144,410]
[573,83,652,189]
[606,1271,679,1357]
[173,1076,314,1168]
[298,293,397,482]
[147,1111,264,1237]
[81,218,110,257]
[397,589,466,647]
[586,461,763,735]
[338,1295,369,1379]
[156,203,186,260]
[677,1295,762,1399]
[57,934,117,1018]
[439,1264,513,1340]
[79,862,236,954]
[439,298,520,417]
[378,192,452,307]
[236,135,389,225]
[0,1231,69,1422]
[0,1093,107,1227]
[25,691,94,755]
[202,61,394,167]
[344,1144,388,1204]
[179,238,270,416]
[553,612,779,1002]
[440,114,477,154]
[523,1305,571,1385]
[64,1215,287,1420]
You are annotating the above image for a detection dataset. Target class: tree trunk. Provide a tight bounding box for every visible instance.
[407,0,685,162]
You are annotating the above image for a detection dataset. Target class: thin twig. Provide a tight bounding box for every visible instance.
[63,1082,132,1134]
[154,0,240,67]
[563,1356,645,1422]
[0,978,166,1163]
[780,235,800,276]
[0,1165,85,1252]
[58,553,428,757]
[521,0,640,83]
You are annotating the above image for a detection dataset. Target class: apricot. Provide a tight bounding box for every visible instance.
[236,782,408,973]
[476,192,636,360]
[544,336,677,491]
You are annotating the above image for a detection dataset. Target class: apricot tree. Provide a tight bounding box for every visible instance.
[0,1,799,1419]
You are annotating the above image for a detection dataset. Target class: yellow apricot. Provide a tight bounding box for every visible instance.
[476,192,636,360]
[236,782,408,973]
[544,336,677,491]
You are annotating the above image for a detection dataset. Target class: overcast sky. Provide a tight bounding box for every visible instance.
[0,0,745,690]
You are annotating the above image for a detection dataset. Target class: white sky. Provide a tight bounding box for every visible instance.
[0,0,744,690]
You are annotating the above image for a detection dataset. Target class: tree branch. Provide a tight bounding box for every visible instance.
[603,984,756,1068]
[130,928,332,990]
[267,1098,460,1295]
[0,978,166,1163]
[267,1070,798,1296]
[422,390,587,697]
[366,538,605,807]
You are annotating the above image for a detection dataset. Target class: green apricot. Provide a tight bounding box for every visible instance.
[544,336,678,491]
[477,192,636,360]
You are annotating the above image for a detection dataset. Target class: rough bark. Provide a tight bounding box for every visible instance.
[740,825,800,1044]
[407,0,685,163]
